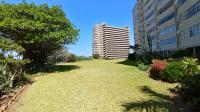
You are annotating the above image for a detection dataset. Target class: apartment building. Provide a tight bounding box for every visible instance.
[133,1,149,53]
[93,24,104,57]
[133,0,200,56]
[133,5,140,47]
[178,0,200,56]
[92,23,130,59]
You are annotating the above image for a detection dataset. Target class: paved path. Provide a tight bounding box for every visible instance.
[11,60,176,112]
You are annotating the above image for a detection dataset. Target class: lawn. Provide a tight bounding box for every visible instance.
[11,59,177,112]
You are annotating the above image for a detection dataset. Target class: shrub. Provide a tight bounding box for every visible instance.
[160,61,184,83]
[75,56,92,61]
[171,49,192,59]
[93,54,100,59]
[128,53,136,61]
[0,37,29,94]
[66,54,77,62]
[176,57,200,110]
[139,53,154,65]
[0,63,28,95]
[142,57,151,65]
[181,57,199,76]
[150,60,168,78]
[137,63,150,71]
[180,74,200,110]
[135,59,143,67]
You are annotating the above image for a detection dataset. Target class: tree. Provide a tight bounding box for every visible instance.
[0,2,79,71]
[48,48,69,63]
[0,37,27,65]
[0,37,28,93]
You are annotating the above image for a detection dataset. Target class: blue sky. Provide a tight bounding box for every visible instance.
[3,0,136,56]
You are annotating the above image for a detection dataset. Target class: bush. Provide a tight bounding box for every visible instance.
[171,49,192,59]
[180,74,200,110]
[139,53,154,65]
[66,54,77,62]
[0,63,28,95]
[137,63,150,71]
[174,57,200,110]
[135,59,143,67]
[75,56,92,61]
[160,61,184,83]
[48,49,77,63]
[181,57,199,75]
[128,53,136,61]
[0,37,29,95]
[150,60,168,78]
[93,54,100,59]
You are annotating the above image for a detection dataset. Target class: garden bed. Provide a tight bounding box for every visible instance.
[0,84,31,112]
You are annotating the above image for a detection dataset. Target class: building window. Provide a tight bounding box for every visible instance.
[146,18,155,27]
[160,24,176,36]
[158,12,175,25]
[178,0,186,6]
[147,27,155,33]
[189,24,200,37]
[145,10,154,20]
[189,27,196,37]
[156,0,162,5]
[183,30,189,39]
[183,2,200,20]
[160,37,176,47]
[199,25,200,34]
[147,2,153,11]
[157,0,174,15]
[181,23,200,40]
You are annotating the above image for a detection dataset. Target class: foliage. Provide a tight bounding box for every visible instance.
[160,61,184,83]
[150,60,168,78]
[0,38,28,63]
[139,53,154,65]
[0,63,13,94]
[180,74,200,110]
[128,53,136,61]
[137,63,150,71]
[0,37,29,95]
[75,55,92,61]
[167,57,200,110]
[0,2,79,72]
[93,54,100,59]
[0,63,28,95]
[181,57,199,76]
[48,48,69,64]
[49,48,92,63]
[0,37,24,53]
[135,59,143,67]
[66,53,76,62]
[170,49,192,59]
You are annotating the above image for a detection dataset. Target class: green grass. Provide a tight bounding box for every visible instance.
[11,59,177,112]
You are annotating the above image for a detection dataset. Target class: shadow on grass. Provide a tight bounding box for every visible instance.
[117,60,137,67]
[122,86,176,112]
[51,65,80,73]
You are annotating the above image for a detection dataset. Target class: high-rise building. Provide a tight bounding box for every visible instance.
[133,0,200,57]
[92,23,130,59]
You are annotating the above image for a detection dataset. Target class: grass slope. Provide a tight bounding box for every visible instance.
[12,59,177,112]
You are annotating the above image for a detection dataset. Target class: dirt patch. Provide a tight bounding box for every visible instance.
[0,83,32,112]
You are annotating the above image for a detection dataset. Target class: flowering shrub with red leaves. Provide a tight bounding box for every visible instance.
[150,59,168,78]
